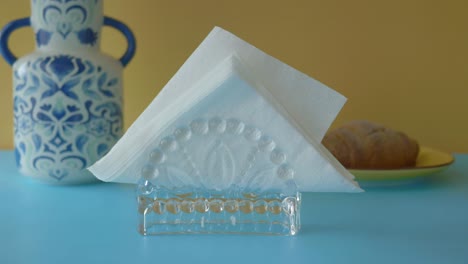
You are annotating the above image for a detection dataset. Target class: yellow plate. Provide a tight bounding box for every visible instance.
[349,147,455,182]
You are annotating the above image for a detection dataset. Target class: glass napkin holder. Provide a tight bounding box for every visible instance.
[136,117,301,235]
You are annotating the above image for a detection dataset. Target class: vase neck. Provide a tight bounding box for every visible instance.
[31,0,103,51]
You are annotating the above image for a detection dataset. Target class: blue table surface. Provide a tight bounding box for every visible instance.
[1,151,467,264]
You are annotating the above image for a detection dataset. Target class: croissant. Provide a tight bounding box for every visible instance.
[323,120,419,169]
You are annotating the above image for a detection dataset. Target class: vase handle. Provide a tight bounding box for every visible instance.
[104,16,136,67]
[0,17,31,66]
[1,17,136,67]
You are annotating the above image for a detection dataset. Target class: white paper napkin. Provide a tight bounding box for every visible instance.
[88,27,362,193]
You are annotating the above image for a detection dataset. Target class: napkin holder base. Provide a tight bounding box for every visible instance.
[137,186,301,236]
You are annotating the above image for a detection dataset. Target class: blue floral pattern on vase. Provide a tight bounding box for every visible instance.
[33,0,99,47]
[13,54,122,181]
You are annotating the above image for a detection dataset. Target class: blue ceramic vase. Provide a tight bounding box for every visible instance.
[0,0,136,184]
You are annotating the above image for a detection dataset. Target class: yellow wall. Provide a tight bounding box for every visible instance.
[1,0,467,152]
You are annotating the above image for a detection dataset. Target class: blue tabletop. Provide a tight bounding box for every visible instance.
[1,150,467,264]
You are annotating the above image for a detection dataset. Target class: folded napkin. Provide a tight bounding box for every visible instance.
[88,27,362,193]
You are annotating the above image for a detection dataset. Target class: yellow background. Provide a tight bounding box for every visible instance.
[1,0,467,152]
